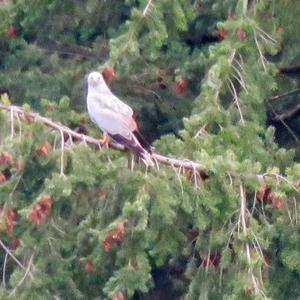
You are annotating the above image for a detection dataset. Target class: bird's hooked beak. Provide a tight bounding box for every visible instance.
[90,77,98,85]
[89,76,101,88]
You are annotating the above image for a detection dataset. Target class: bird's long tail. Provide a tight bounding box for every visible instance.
[110,132,154,167]
[133,130,153,153]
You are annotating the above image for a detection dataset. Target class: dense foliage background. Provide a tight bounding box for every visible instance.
[0,0,300,299]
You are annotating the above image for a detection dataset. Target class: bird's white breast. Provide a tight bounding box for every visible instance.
[87,92,130,136]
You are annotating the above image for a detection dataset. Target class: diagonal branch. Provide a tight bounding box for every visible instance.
[271,103,300,122]
[143,0,153,16]
[268,89,300,101]
[36,40,108,59]
[227,78,245,125]
[8,254,34,298]
[0,104,206,173]
[253,30,267,72]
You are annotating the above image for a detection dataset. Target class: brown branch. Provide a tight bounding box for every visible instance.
[271,103,300,121]
[268,89,300,101]
[0,240,26,271]
[36,40,109,59]
[8,254,34,298]
[0,104,206,172]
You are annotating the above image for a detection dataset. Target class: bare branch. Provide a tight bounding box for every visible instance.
[143,0,153,16]
[261,173,299,192]
[239,183,267,298]
[228,48,236,64]
[271,103,300,122]
[268,89,300,101]
[59,129,65,176]
[8,254,34,298]
[10,109,14,139]
[255,26,277,44]
[227,79,245,125]
[0,104,206,173]
[0,240,26,271]
[2,253,8,288]
[243,0,248,15]
[253,30,267,72]
[36,40,108,59]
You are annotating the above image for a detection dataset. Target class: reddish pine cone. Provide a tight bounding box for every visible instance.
[102,222,125,251]
[175,79,189,95]
[84,261,95,272]
[36,141,52,156]
[11,237,20,249]
[5,25,17,38]
[276,26,284,33]
[217,28,228,40]
[29,195,52,225]
[236,27,246,41]
[0,172,7,184]
[0,152,13,165]
[112,292,125,300]
[256,184,271,202]
[267,192,284,209]
[201,252,220,268]
[0,208,18,234]
[102,67,116,84]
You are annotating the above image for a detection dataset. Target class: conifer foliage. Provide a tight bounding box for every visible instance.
[0,0,300,299]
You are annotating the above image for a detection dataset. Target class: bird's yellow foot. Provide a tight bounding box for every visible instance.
[100,133,111,147]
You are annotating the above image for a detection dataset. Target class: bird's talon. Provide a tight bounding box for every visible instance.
[99,133,111,147]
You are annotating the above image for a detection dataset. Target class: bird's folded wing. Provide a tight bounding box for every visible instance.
[99,93,134,117]
[90,100,137,137]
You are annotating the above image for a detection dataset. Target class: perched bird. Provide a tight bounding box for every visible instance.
[85,71,154,166]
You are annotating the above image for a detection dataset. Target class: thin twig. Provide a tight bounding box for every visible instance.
[255,26,277,44]
[143,0,153,16]
[243,0,248,15]
[227,79,245,125]
[234,56,246,75]
[59,129,65,176]
[253,30,267,72]
[293,196,298,225]
[8,254,34,298]
[231,73,248,94]
[239,183,266,298]
[262,173,299,192]
[193,124,208,138]
[36,40,108,59]
[14,112,22,138]
[10,109,14,139]
[228,48,237,64]
[0,240,25,271]
[271,103,300,122]
[2,253,8,288]
[269,89,300,101]
[267,102,300,143]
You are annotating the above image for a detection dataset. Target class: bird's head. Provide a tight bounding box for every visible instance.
[87,71,106,89]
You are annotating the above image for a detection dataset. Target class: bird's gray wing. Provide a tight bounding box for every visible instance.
[88,94,137,136]
[100,92,134,117]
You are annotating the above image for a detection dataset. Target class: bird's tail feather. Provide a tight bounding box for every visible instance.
[110,133,154,167]
[139,150,154,167]
[133,130,153,153]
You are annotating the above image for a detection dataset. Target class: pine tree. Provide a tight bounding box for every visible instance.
[0,0,300,299]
